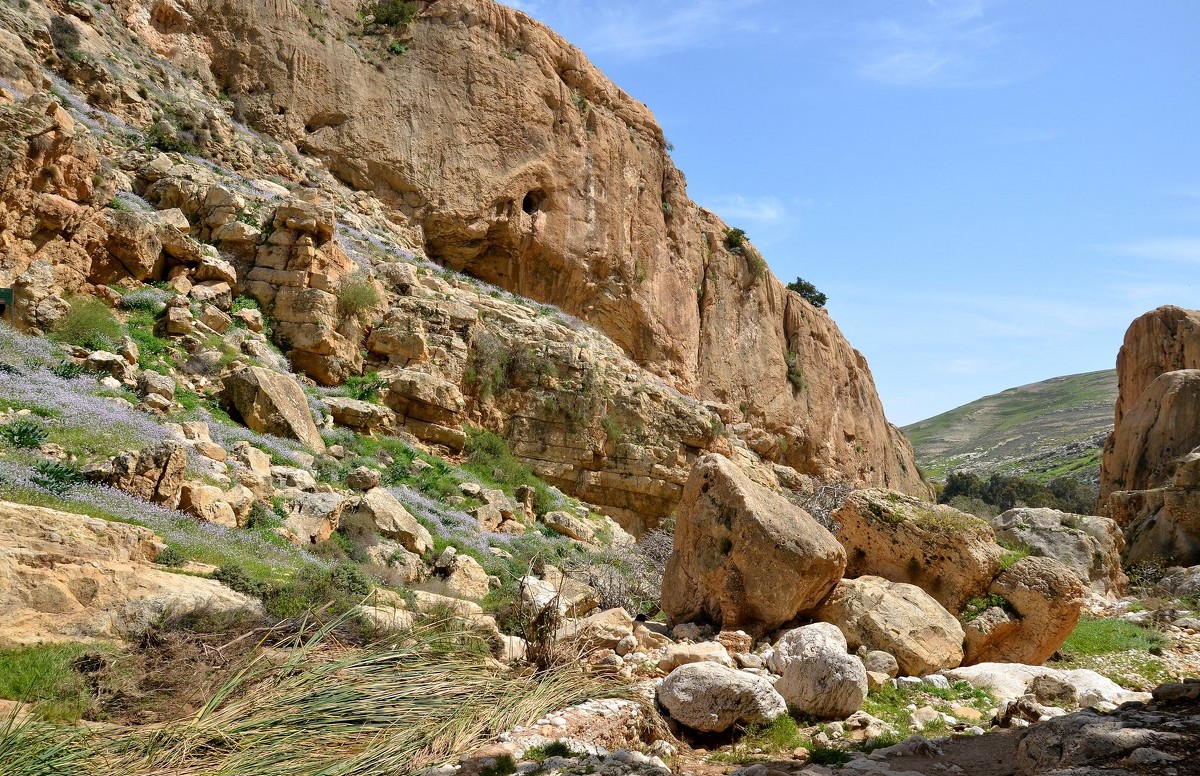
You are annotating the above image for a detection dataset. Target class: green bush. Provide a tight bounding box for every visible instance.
[51,297,124,352]
[345,371,388,401]
[463,428,555,514]
[723,227,747,253]
[155,545,187,567]
[785,351,805,391]
[787,277,827,307]
[370,0,420,26]
[264,563,373,619]
[50,361,85,380]
[1,418,49,449]
[338,271,381,318]
[30,460,82,496]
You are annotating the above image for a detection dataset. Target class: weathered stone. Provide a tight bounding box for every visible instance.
[657,662,787,733]
[815,576,964,676]
[341,487,431,555]
[85,351,135,383]
[179,482,236,528]
[221,366,326,452]
[661,454,845,635]
[541,510,595,543]
[992,508,1127,598]
[657,641,733,672]
[85,441,187,509]
[557,607,634,651]
[325,396,396,434]
[283,491,347,545]
[833,489,1002,613]
[771,623,868,719]
[433,547,490,599]
[962,556,1085,666]
[137,370,176,401]
[0,500,259,646]
[345,465,381,491]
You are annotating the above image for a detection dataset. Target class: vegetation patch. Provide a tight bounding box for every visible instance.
[1059,616,1169,656]
[0,643,100,723]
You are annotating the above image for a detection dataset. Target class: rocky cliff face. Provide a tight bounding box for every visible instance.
[128,0,925,497]
[0,0,927,535]
[1099,306,1200,565]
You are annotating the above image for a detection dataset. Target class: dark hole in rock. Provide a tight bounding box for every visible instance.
[522,189,546,214]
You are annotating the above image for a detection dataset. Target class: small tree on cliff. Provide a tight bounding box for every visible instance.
[787,277,827,308]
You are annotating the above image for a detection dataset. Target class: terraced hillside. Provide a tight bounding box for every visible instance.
[903,370,1118,485]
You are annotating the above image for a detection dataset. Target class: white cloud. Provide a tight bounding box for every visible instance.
[855,0,1026,87]
[701,194,790,224]
[1107,238,1200,264]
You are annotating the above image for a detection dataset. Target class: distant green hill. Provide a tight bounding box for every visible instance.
[903,369,1117,485]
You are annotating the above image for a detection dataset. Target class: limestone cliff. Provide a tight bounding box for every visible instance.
[1099,306,1200,565]
[134,0,926,497]
[0,0,927,506]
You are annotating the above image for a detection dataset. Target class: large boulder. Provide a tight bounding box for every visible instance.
[962,556,1085,665]
[832,489,1002,613]
[656,662,787,733]
[943,662,1150,706]
[660,454,845,635]
[992,508,1127,598]
[83,441,188,509]
[282,492,347,545]
[769,623,868,719]
[814,576,964,676]
[0,501,259,646]
[557,607,634,652]
[220,366,326,452]
[340,488,432,555]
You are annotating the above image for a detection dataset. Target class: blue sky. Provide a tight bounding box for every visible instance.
[501,1,1200,425]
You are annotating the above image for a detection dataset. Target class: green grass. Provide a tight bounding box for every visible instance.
[1059,616,1169,656]
[902,369,1117,486]
[462,428,555,514]
[709,714,809,765]
[861,680,994,740]
[997,542,1030,571]
[50,297,124,352]
[0,644,101,723]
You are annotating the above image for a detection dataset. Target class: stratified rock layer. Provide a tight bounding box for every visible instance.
[138,0,927,499]
[0,500,259,646]
[1099,306,1200,565]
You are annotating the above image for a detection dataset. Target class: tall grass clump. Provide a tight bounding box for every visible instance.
[337,271,381,320]
[51,297,124,352]
[66,614,631,774]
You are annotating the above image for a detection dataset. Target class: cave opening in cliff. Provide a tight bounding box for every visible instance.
[522,189,546,214]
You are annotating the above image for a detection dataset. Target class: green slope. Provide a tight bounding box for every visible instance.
[903,369,1117,484]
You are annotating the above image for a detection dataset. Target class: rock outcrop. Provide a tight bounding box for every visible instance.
[82,440,188,509]
[0,500,259,646]
[832,489,1001,613]
[1099,306,1200,565]
[814,576,964,676]
[221,366,326,452]
[660,454,846,635]
[109,0,927,500]
[961,556,1084,666]
[991,507,1127,598]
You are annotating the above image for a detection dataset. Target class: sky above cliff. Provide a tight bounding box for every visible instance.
[502,0,1200,425]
